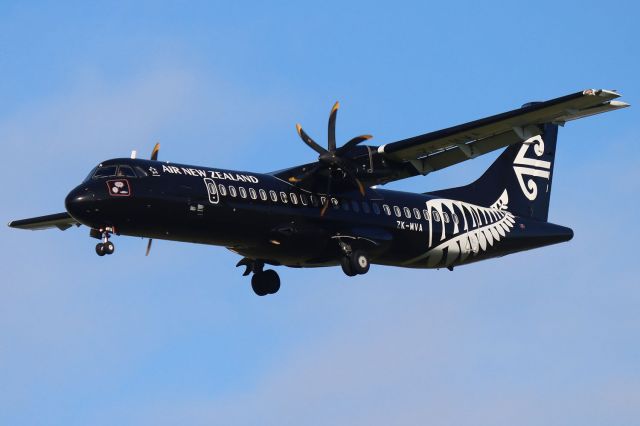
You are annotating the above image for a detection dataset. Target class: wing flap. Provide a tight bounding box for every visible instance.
[8,212,80,231]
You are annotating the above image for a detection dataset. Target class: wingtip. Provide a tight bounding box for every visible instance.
[295,123,302,134]
[331,101,340,113]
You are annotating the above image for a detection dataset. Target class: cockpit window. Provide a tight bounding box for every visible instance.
[84,166,98,182]
[117,165,136,177]
[134,166,148,177]
[93,165,117,178]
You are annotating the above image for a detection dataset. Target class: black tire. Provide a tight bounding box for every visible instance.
[104,241,115,255]
[263,269,281,294]
[95,243,106,256]
[340,256,357,277]
[350,250,370,275]
[251,272,269,296]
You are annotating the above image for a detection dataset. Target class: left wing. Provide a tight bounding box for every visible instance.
[271,89,628,188]
[8,212,80,231]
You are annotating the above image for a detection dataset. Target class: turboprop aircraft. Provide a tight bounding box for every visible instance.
[9,89,628,295]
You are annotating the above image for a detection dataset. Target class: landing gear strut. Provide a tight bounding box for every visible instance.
[338,242,370,277]
[236,258,281,296]
[95,227,115,256]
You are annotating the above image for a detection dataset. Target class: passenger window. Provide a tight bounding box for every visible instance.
[280,192,288,203]
[394,206,401,217]
[351,200,360,213]
[413,208,421,220]
[383,204,392,216]
[117,165,136,177]
[259,189,267,201]
[218,184,227,196]
[320,196,327,206]
[362,202,371,214]
[432,211,441,222]
[423,209,430,220]
[229,186,237,197]
[300,194,309,206]
[372,203,381,215]
[403,207,411,218]
[269,190,278,202]
[249,188,257,200]
[310,195,319,207]
[453,213,459,224]
[93,166,117,178]
[290,193,298,205]
[331,198,339,209]
[443,212,450,223]
[239,187,247,198]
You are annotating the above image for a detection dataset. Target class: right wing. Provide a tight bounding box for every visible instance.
[8,212,80,231]
[270,89,628,188]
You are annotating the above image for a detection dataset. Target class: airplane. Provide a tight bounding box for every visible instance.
[9,89,628,296]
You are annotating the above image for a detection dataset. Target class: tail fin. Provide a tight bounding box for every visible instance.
[429,123,559,221]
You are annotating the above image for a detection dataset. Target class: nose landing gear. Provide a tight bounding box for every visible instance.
[94,227,115,256]
[236,258,281,296]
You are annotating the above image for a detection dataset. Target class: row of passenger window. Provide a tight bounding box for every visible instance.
[216,183,459,223]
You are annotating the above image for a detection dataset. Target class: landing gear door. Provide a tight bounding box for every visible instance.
[203,178,219,204]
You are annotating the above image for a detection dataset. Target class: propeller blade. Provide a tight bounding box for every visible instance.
[320,172,333,217]
[145,239,153,256]
[344,170,366,196]
[336,134,372,156]
[150,142,160,161]
[296,124,327,156]
[328,101,339,153]
[288,164,321,183]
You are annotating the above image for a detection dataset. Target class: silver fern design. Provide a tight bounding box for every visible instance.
[404,190,515,267]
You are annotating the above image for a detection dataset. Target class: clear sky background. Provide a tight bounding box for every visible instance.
[1,1,638,425]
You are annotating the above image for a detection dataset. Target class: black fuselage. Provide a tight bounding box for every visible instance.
[65,158,573,270]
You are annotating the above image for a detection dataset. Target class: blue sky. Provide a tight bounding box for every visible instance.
[1,1,638,425]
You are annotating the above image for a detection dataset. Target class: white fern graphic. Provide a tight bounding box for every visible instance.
[404,190,515,267]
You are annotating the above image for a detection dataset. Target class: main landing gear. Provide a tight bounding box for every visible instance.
[94,227,115,256]
[339,243,370,277]
[237,258,280,296]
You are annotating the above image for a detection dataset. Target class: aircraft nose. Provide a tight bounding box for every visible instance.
[65,185,96,219]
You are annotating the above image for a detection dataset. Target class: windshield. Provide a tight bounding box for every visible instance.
[93,165,118,178]
[87,163,148,180]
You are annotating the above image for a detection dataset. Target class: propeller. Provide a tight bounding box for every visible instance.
[290,102,372,216]
[146,142,160,256]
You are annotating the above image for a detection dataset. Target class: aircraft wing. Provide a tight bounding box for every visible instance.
[271,89,628,188]
[8,212,80,231]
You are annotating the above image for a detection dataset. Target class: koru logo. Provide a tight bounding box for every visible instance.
[513,135,551,201]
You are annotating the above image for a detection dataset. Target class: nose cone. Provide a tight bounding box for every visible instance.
[65,185,95,220]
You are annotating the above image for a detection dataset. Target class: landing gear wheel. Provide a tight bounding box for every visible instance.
[251,270,281,296]
[340,256,357,277]
[251,275,269,296]
[263,269,280,294]
[104,241,115,255]
[350,250,370,275]
[95,243,106,256]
